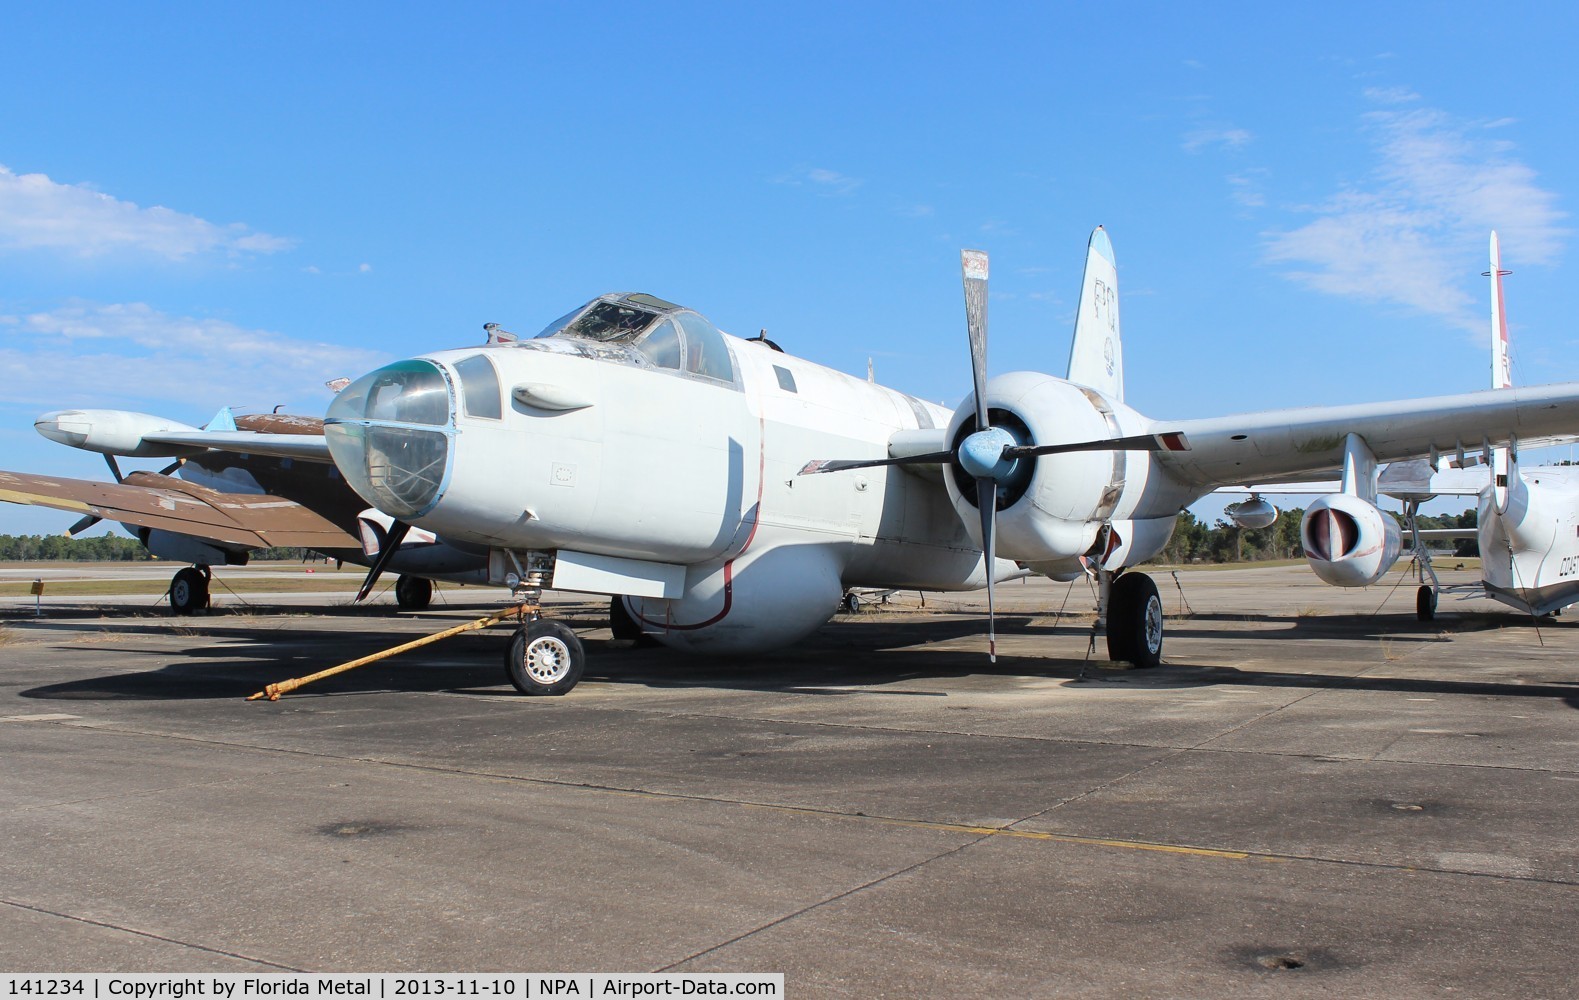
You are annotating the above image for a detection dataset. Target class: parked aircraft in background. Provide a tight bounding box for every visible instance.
[1228,232,1579,620]
[3,407,487,611]
[7,227,1579,695]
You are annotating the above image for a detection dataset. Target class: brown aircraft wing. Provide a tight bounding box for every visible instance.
[0,469,360,550]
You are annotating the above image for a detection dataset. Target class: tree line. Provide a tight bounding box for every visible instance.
[0,535,316,562]
[1,509,1478,565]
[1153,506,1478,565]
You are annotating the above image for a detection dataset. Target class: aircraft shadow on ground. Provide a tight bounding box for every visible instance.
[13,612,1579,710]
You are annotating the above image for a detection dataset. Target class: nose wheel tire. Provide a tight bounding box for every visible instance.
[1416,585,1437,622]
[169,567,210,615]
[395,574,433,610]
[1107,572,1163,668]
[505,620,586,696]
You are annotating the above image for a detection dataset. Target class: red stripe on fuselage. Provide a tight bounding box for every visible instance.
[634,414,767,632]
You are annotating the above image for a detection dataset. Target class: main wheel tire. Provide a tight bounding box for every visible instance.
[1416,585,1437,622]
[395,574,433,610]
[169,567,209,615]
[842,593,861,614]
[505,620,585,696]
[1108,573,1163,668]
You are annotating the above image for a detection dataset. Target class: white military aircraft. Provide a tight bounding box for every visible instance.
[10,227,1579,695]
[1230,232,1579,620]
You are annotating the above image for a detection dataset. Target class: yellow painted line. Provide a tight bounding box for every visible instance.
[747,802,1260,861]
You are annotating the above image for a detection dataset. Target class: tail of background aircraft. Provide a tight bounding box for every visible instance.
[1488,231,1516,513]
[1066,226,1125,401]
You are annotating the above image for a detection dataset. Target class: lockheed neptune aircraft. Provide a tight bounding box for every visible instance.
[7,227,1579,696]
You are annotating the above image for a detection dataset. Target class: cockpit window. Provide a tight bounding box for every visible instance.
[538,300,660,343]
[637,319,682,369]
[455,354,502,419]
[677,311,734,382]
[532,294,738,387]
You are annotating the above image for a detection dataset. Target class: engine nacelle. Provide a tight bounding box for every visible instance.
[1228,497,1279,530]
[943,372,1145,563]
[1300,494,1402,587]
[35,409,202,458]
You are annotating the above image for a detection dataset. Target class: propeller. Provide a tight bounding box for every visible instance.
[355,519,410,602]
[797,249,1192,663]
[68,456,185,536]
[959,250,1001,662]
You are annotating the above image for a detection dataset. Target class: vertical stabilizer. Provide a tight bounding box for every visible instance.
[1066,227,1124,401]
[1487,231,1517,512]
[1490,231,1513,390]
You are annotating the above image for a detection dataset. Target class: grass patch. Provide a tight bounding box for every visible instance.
[0,576,410,598]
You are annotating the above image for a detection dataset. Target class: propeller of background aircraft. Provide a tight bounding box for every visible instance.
[66,454,185,536]
[800,249,1190,662]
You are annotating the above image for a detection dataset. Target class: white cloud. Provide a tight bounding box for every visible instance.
[1183,126,1252,153]
[0,164,296,260]
[772,166,862,196]
[0,302,386,413]
[359,262,373,273]
[1227,171,1267,209]
[1263,99,1567,332]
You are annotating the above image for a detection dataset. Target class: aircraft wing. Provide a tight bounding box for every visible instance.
[1215,460,1493,500]
[141,431,333,462]
[0,469,359,549]
[1156,383,1579,489]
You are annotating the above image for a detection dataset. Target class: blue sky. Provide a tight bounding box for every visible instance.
[4,3,1578,535]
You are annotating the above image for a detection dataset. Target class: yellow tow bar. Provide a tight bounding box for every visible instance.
[246,602,536,701]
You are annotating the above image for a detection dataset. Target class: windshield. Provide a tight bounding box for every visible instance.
[536,300,661,343]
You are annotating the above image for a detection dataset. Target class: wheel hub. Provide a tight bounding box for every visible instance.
[525,637,571,683]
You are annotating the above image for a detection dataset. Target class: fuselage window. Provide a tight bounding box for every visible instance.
[773,365,797,392]
[677,312,735,383]
[455,354,502,420]
[637,319,682,369]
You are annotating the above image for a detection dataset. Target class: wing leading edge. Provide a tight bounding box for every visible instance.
[1155,382,1579,490]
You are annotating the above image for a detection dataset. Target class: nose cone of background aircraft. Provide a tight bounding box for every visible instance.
[35,410,89,448]
[324,359,455,519]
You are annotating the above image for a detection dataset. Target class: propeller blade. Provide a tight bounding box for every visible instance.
[67,514,102,536]
[798,451,955,476]
[977,476,997,663]
[157,458,185,476]
[355,520,410,602]
[1001,430,1190,460]
[103,454,124,483]
[961,249,990,431]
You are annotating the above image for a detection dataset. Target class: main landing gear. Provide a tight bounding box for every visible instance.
[395,574,433,610]
[1404,501,1441,622]
[168,566,211,615]
[1099,570,1164,668]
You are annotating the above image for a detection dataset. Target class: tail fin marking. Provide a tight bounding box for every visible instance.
[1066,226,1124,401]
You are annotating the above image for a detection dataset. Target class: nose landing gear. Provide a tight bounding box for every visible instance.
[504,620,586,696]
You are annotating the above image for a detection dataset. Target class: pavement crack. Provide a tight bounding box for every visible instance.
[654,831,996,972]
[0,897,303,970]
